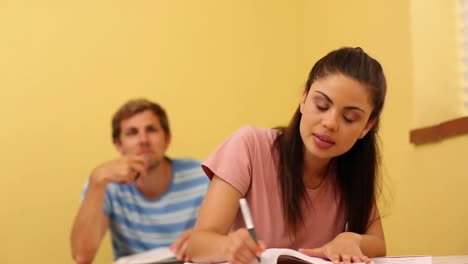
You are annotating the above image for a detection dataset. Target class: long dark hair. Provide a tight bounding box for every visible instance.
[273,47,387,234]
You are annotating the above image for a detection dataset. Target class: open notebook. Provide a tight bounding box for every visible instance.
[185,248,374,264]
[113,247,184,264]
[243,248,374,264]
[113,247,374,264]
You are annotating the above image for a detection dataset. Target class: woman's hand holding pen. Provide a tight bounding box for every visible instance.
[222,228,266,264]
[299,232,370,264]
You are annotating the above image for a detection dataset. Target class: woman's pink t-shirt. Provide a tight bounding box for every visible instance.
[202,126,346,249]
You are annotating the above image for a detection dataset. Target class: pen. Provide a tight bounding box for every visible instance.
[239,198,261,263]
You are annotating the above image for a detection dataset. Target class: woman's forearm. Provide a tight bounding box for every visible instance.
[359,233,386,257]
[187,230,230,263]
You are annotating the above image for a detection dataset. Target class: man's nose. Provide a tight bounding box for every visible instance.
[138,131,150,143]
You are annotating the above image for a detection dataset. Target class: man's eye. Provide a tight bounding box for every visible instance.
[124,128,139,136]
[147,126,157,132]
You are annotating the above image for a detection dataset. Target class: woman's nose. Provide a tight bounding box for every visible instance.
[322,112,338,131]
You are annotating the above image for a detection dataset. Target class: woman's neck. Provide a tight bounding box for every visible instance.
[302,152,331,190]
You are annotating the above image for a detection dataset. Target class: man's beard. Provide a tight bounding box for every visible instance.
[147,158,162,172]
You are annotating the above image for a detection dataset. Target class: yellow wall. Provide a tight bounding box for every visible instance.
[0,1,304,263]
[1,1,467,264]
[407,0,468,254]
[411,0,463,127]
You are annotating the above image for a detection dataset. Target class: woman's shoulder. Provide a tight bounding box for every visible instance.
[208,126,280,158]
[232,125,280,142]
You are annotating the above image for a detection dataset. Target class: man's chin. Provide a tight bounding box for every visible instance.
[147,160,162,172]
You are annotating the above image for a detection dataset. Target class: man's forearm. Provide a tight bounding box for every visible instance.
[71,182,109,263]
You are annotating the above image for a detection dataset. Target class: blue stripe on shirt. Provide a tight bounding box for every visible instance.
[112,213,198,233]
[169,176,208,192]
[93,158,209,259]
[113,194,205,215]
[112,229,173,254]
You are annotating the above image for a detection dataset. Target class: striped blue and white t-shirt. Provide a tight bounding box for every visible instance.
[82,158,209,260]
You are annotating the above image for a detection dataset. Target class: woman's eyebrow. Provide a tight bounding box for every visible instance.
[314,91,365,113]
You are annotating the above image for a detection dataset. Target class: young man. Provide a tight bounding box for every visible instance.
[71,99,209,264]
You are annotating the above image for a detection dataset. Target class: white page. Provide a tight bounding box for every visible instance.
[186,248,374,264]
[114,247,177,264]
[371,256,432,264]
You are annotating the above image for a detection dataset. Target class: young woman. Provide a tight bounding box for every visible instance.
[187,47,387,264]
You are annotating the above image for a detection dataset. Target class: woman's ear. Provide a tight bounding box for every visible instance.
[360,118,376,139]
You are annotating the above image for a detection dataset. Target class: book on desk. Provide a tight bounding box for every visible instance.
[114,247,372,264]
[237,248,373,264]
[113,246,435,264]
[113,247,184,264]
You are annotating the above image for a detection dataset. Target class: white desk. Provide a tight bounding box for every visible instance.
[373,256,468,264]
[433,255,468,264]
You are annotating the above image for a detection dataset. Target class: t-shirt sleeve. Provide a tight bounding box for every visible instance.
[202,126,256,196]
[81,178,113,216]
[102,187,112,216]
